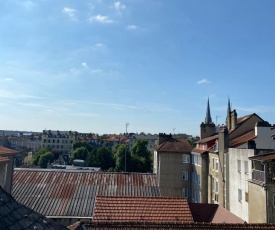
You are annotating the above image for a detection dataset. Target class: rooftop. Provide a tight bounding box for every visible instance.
[156,138,192,153]
[93,196,193,223]
[0,145,17,156]
[0,186,67,230]
[12,169,160,218]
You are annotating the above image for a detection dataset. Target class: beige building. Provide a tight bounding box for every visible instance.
[41,130,78,154]
[248,152,275,223]
[154,133,192,199]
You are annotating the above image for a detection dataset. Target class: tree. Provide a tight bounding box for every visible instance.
[32,148,51,166]
[131,140,152,173]
[38,152,54,168]
[96,146,115,170]
[73,140,93,151]
[86,149,98,167]
[71,147,89,162]
[113,144,131,172]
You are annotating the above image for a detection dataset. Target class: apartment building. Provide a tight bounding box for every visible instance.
[41,130,78,154]
[154,133,192,199]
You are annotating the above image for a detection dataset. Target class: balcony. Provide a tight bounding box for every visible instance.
[252,170,265,182]
[252,170,275,184]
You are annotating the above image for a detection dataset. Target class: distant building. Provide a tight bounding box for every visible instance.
[41,130,78,155]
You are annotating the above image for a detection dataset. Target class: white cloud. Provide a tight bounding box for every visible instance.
[62,7,77,20]
[70,68,77,72]
[82,62,88,68]
[91,69,102,74]
[126,25,138,30]
[197,78,210,84]
[95,43,104,47]
[0,90,41,99]
[114,1,126,10]
[89,15,113,24]
[4,78,14,81]
[18,103,42,108]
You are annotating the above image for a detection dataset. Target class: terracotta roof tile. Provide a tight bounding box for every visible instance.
[191,148,207,154]
[249,152,275,161]
[0,156,10,164]
[196,135,218,144]
[0,145,17,156]
[212,206,244,223]
[93,196,193,223]
[73,221,275,229]
[156,138,192,153]
[229,130,256,148]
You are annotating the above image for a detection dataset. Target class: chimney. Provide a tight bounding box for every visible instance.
[158,133,172,145]
[230,109,237,130]
[247,140,256,150]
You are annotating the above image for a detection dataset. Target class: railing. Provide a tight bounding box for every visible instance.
[252,170,265,182]
[252,170,275,184]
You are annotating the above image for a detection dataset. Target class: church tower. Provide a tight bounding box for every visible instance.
[200,98,216,139]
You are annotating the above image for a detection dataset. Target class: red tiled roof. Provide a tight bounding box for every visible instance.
[192,148,207,154]
[212,206,244,223]
[73,221,275,229]
[156,138,192,153]
[229,130,256,148]
[0,146,17,156]
[196,135,218,144]
[93,196,193,223]
[189,203,218,222]
[237,114,253,124]
[0,156,10,164]
[249,152,275,161]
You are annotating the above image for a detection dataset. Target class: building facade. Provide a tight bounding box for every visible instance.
[154,133,192,199]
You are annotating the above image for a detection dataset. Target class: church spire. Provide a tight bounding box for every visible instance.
[227,97,231,115]
[205,98,212,124]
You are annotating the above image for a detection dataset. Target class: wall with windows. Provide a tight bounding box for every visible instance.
[155,151,192,200]
[228,148,254,223]
[191,152,202,203]
[208,152,220,204]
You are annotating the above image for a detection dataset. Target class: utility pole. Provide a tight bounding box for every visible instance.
[125,122,129,172]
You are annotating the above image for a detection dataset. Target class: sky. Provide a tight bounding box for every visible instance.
[1,0,275,136]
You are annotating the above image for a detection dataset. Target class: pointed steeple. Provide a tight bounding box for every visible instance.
[226,97,231,129]
[227,98,231,115]
[205,98,212,124]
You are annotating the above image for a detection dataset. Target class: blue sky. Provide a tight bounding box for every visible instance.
[1,0,275,136]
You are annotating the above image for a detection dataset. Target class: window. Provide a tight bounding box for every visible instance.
[245,192,249,202]
[215,180,219,192]
[238,189,242,202]
[212,177,215,191]
[182,171,189,181]
[182,188,188,198]
[198,156,202,166]
[198,174,201,185]
[215,159,219,171]
[192,154,201,166]
[182,154,190,163]
[212,157,215,171]
[238,160,241,172]
[244,161,249,174]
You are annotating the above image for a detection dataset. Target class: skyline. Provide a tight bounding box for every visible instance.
[1,1,275,136]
